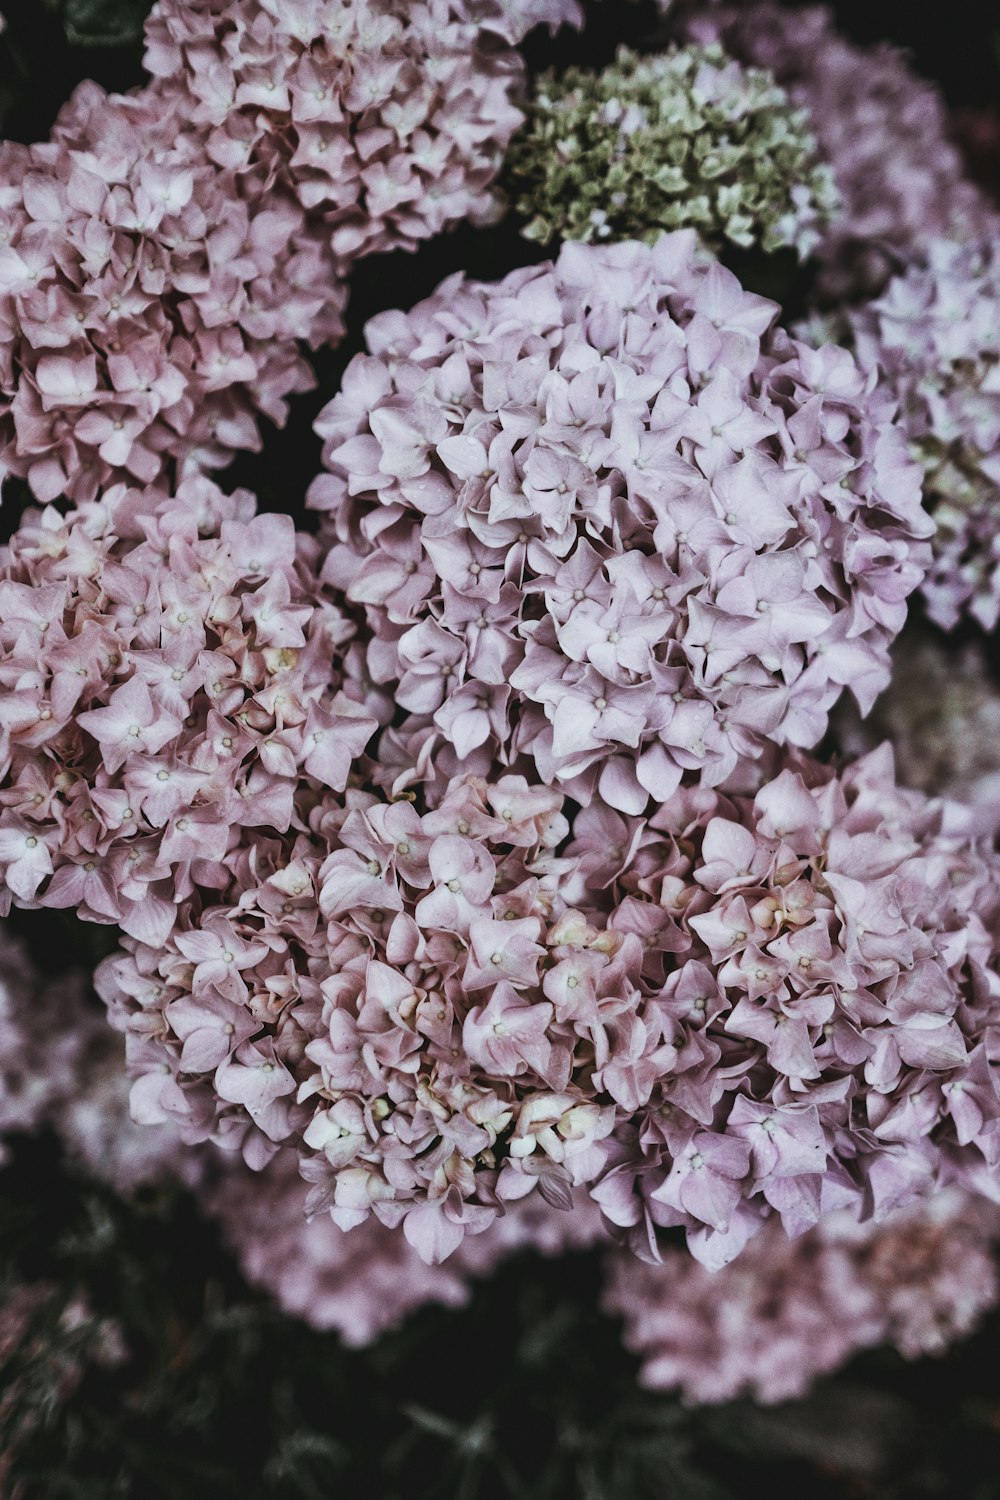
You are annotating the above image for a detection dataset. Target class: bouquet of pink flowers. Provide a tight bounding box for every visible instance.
[3,1,1000,1470]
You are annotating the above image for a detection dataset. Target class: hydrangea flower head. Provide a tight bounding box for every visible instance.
[310,234,930,813]
[838,237,1000,631]
[142,0,581,268]
[604,1189,1000,1404]
[505,43,838,256]
[0,476,376,946]
[0,81,346,503]
[96,747,1000,1268]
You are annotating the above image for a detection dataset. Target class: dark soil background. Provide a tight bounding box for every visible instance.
[1,3,1000,1496]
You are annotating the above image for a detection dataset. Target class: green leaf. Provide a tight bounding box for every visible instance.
[60,0,153,47]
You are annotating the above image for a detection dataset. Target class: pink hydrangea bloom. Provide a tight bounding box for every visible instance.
[0,80,346,503]
[0,476,376,946]
[604,1189,1000,1404]
[833,629,1000,833]
[665,2,999,295]
[203,1146,606,1341]
[310,234,930,813]
[142,0,581,268]
[835,237,1000,631]
[95,747,1000,1268]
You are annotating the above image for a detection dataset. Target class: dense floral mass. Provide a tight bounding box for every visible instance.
[839,237,1000,631]
[833,630,1000,829]
[311,233,929,812]
[0,81,347,502]
[506,43,838,256]
[94,748,1000,1266]
[604,1189,1000,1403]
[142,0,582,265]
[665,1,999,294]
[0,476,375,945]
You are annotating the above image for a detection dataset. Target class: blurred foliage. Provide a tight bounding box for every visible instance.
[40,0,152,47]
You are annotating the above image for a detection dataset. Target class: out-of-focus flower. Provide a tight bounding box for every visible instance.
[0,476,375,947]
[664,1,999,295]
[311,234,929,812]
[0,81,346,502]
[832,237,1000,631]
[0,930,90,1156]
[833,629,1000,829]
[0,916,199,1191]
[506,43,837,257]
[603,1189,1000,1403]
[142,0,581,269]
[96,748,1000,1269]
[203,1147,607,1342]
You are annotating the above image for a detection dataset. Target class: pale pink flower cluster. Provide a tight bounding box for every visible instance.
[841,237,1000,631]
[666,2,999,296]
[310,234,930,813]
[204,1147,606,1343]
[141,0,581,265]
[0,475,376,947]
[1,0,582,505]
[604,1189,1000,1404]
[0,82,346,503]
[94,746,1000,1267]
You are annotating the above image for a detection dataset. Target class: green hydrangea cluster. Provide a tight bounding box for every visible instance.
[505,43,838,256]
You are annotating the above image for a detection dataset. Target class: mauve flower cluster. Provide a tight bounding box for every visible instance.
[839,237,1000,631]
[604,1189,1000,1404]
[95,746,1000,1268]
[141,0,581,267]
[833,630,1000,833]
[666,1,998,295]
[0,80,347,503]
[505,43,838,256]
[310,234,929,814]
[204,1147,606,1343]
[0,475,376,947]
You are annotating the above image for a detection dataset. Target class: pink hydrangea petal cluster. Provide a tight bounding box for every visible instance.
[664,2,1000,296]
[833,629,1000,834]
[0,475,376,947]
[203,1146,606,1343]
[604,1188,1000,1404]
[94,746,1000,1268]
[309,233,930,813]
[0,80,347,503]
[835,236,1000,631]
[141,0,581,267]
